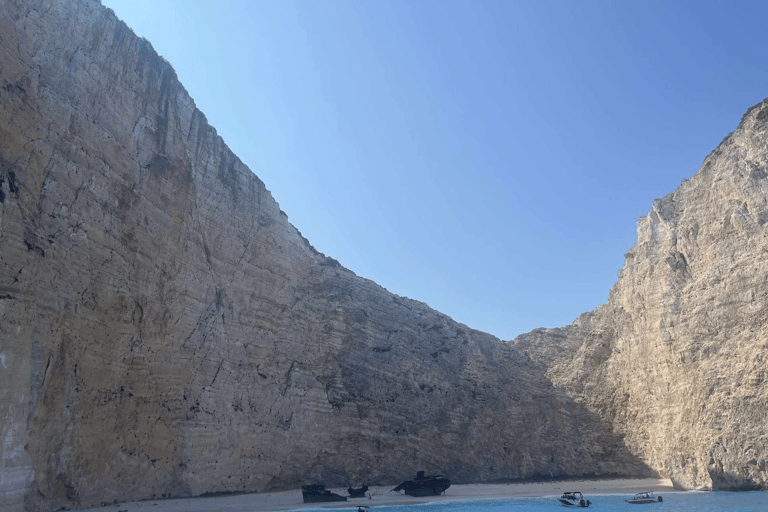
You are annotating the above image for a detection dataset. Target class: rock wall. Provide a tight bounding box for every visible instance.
[5,0,767,509]
[515,104,768,491]
[0,1,654,511]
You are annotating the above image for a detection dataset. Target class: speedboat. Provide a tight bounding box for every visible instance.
[627,491,663,504]
[558,491,591,507]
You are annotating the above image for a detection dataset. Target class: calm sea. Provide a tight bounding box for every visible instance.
[300,492,768,512]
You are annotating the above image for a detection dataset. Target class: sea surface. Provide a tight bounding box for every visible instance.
[300,492,768,512]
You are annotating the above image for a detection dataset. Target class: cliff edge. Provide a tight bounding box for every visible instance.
[515,103,768,491]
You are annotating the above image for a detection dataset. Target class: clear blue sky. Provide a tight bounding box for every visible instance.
[101,0,768,340]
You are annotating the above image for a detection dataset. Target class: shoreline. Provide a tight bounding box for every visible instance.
[75,478,678,512]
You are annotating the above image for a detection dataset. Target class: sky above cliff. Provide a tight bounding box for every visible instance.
[102,0,768,340]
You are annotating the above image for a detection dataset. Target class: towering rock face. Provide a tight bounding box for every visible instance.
[0,1,654,511]
[4,0,768,510]
[515,105,768,491]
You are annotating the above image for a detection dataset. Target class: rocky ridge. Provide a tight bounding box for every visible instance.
[0,1,653,511]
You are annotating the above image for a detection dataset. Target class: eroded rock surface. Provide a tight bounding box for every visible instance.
[0,1,653,511]
[515,105,768,491]
[5,0,768,509]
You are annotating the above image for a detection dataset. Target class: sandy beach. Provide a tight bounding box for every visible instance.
[75,478,677,512]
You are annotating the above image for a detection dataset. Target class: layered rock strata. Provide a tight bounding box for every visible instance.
[515,104,768,491]
[0,1,653,511]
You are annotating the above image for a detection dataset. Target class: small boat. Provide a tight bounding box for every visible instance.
[558,491,591,507]
[627,491,663,504]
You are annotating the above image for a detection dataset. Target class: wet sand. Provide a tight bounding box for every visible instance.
[75,478,677,512]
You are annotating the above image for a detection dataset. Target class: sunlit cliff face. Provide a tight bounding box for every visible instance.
[515,102,768,491]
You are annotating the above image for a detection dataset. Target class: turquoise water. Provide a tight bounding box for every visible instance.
[301,492,768,512]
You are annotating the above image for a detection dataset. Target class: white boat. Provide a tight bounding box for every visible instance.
[626,491,663,504]
[558,491,591,507]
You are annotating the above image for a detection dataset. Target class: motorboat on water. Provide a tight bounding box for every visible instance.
[558,491,591,507]
[627,491,663,504]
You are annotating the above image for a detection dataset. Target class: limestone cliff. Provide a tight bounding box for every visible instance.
[515,105,768,491]
[0,1,653,511]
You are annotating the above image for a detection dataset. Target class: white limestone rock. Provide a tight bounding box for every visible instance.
[0,1,652,510]
[515,104,768,491]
